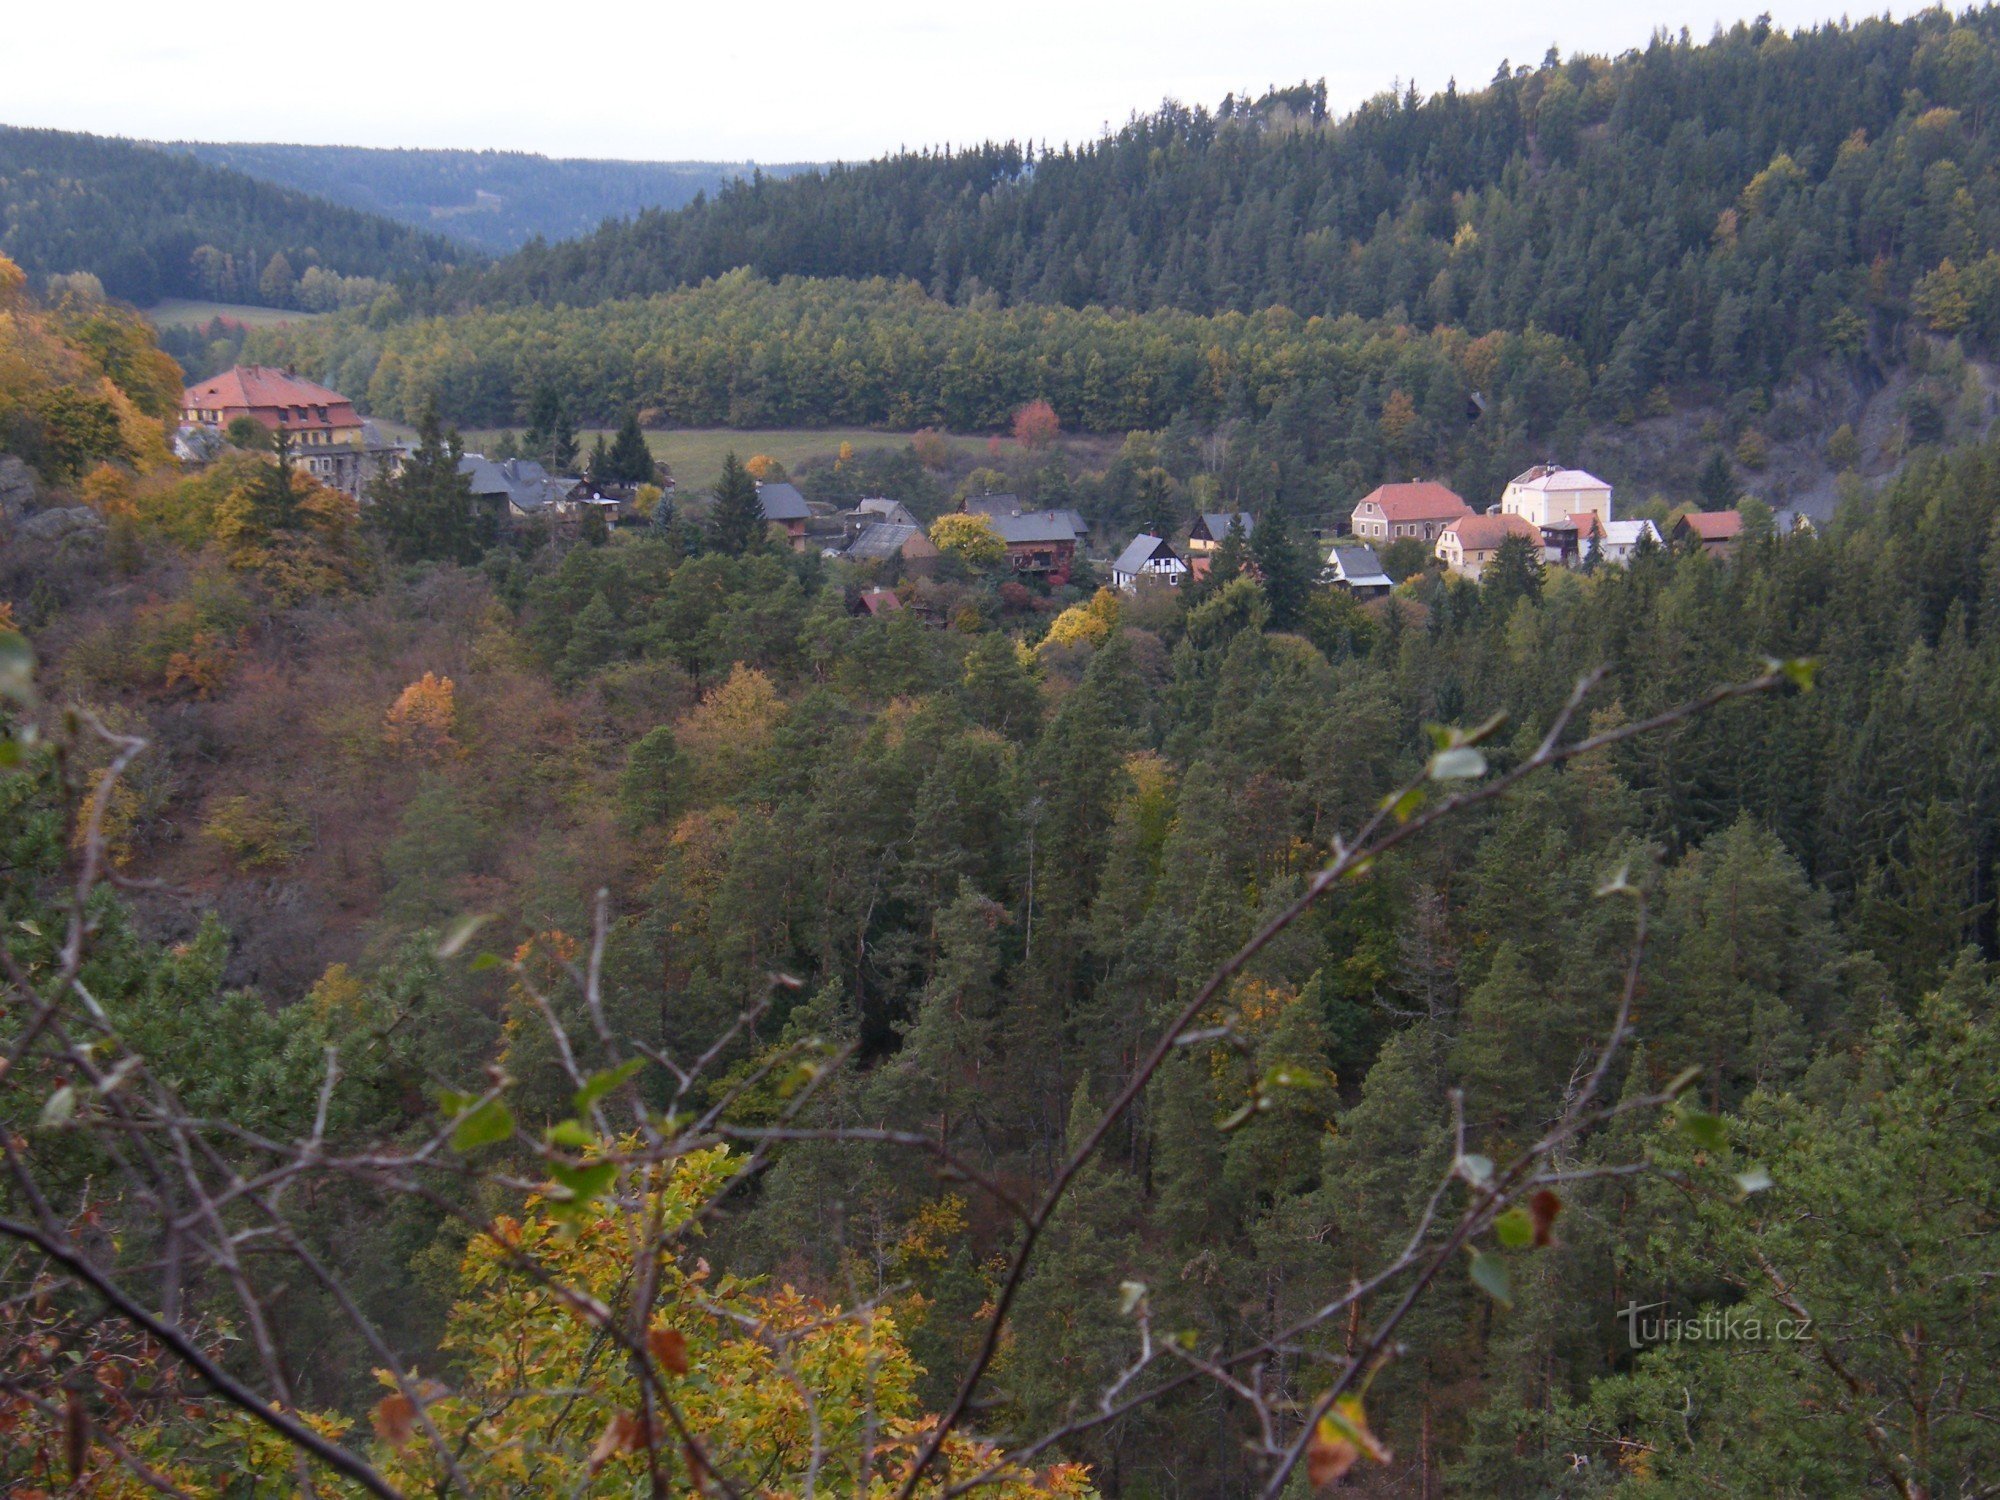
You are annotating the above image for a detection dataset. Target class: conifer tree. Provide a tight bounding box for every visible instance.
[710,451,764,556]
[1250,507,1313,630]
[606,410,656,485]
[366,400,481,564]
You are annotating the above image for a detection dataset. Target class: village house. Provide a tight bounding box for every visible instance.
[757,480,813,551]
[1324,543,1395,598]
[843,496,921,534]
[1111,533,1189,590]
[458,455,581,523]
[1187,511,1254,554]
[180,364,398,497]
[1575,515,1664,567]
[1673,509,1745,557]
[1349,481,1473,544]
[985,511,1083,583]
[1501,464,1613,529]
[854,587,902,617]
[1436,512,1540,580]
[842,521,941,573]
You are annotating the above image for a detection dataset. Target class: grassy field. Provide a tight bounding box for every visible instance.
[143,299,329,330]
[372,424,1001,496]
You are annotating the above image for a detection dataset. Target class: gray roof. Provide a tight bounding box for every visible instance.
[1328,545,1392,587]
[844,522,921,560]
[1112,533,1180,575]
[757,481,811,521]
[459,454,574,512]
[854,497,920,527]
[964,493,1086,539]
[1196,511,1255,541]
[987,510,1085,545]
[962,492,1022,517]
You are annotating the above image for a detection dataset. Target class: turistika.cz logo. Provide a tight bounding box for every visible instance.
[1617,1301,1811,1350]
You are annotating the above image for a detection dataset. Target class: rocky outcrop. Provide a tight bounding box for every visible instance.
[0,456,36,519]
[17,506,105,543]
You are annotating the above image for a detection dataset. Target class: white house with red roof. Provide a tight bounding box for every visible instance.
[1349,481,1473,544]
[1436,512,1541,580]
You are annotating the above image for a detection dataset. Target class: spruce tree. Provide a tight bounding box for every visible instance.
[710,451,764,556]
[607,410,655,485]
[367,401,481,564]
[1696,448,1738,511]
[1250,507,1313,630]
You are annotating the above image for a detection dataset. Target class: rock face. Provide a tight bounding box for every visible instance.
[0,456,36,519]
[18,506,105,543]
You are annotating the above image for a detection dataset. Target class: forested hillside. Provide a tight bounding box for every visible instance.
[165,142,822,255]
[0,125,468,307]
[3,267,1999,1494]
[432,10,2000,401]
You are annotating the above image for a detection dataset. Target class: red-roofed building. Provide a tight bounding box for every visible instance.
[181,365,364,446]
[181,364,386,496]
[1673,509,1745,557]
[1436,512,1540,580]
[1350,481,1473,544]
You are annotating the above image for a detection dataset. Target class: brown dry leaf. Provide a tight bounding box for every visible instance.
[588,1411,646,1474]
[1529,1187,1564,1247]
[648,1324,690,1376]
[1306,1396,1390,1490]
[369,1393,416,1449]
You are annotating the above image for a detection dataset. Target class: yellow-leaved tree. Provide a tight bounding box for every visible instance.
[1039,588,1121,653]
[929,512,1008,569]
[383,672,461,761]
[370,1147,1093,1498]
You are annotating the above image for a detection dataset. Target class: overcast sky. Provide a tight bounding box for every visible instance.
[10,1,1927,163]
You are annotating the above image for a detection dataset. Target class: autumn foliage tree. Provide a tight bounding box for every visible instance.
[929,511,1007,568]
[382,672,461,760]
[1012,398,1061,449]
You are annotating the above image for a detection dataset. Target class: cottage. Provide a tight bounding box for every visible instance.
[458,455,582,522]
[851,497,920,529]
[1575,515,1663,567]
[1436,512,1541,580]
[1324,544,1395,598]
[985,511,1082,583]
[1111,533,1189,590]
[1673,509,1744,557]
[842,521,941,572]
[1187,512,1254,554]
[855,587,903,617]
[1501,465,1613,529]
[1349,482,1473,544]
[757,481,813,551]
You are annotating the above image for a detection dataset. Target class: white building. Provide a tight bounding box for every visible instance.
[1501,465,1613,529]
[1577,516,1664,567]
[1111,533,1189,590]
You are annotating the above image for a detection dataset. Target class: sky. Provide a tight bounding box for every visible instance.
[8,0,1930,163]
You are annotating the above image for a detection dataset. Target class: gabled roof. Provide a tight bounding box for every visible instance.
[182,365,359,420]
[757,481,811,520]
[459,455,574,512]
[1678,509,1744,540]
[1193,511,1255,541]
[1587,519,1662,548]
[1356,481,1472,522]
[962,492,1022,517]
[1112,533,1183,575]
[1328,544,1393,587]
[1509,464,1610,493]
[988,510,1083,545]
[855,497,919,527]
[857,587,902,615]
[1441,512,1540,552]
[844,522,924,560]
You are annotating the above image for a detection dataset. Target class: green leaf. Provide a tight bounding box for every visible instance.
[1385,785,1426,822]
[1493,1206,1534,1250]
[38,1084,76,1129]
[1468,1250,1514,1308]
[1429,746,1487,781]
[1457,1153,1494,1188]
[1763,655,1819,692]
[435,1088,474,1117]
[467,951,504,973]
[546,1119,597,1150]
[435,913,494,960]
[1734,1166,1773,1196]
[450,1098,515,1153]
[1118,1280,1148,1315]
[1678,1111,1727,1151]
[573,1058,645,1115]
[548,1160,618,1203]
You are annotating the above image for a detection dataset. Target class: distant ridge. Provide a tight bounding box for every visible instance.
[0,124,466,308]
[163,142,824,255]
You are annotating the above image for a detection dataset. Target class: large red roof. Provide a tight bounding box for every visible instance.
[1356,481,1473,522]
[182,365,361,425]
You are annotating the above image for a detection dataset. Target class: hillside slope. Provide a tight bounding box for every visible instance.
[164,142,822,255]
[432,10,2000,405]
[0,125,469,308]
